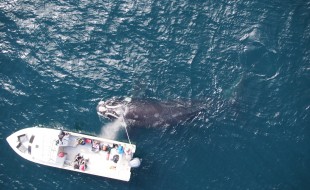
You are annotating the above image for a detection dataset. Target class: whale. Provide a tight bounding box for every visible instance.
[96,97,205,127]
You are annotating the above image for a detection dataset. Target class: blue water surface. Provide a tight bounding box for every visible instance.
[0,0,309,189]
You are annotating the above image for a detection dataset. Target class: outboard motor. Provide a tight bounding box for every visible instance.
[129,157,141,168]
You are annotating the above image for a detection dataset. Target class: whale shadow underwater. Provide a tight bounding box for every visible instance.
[96,97,207,128]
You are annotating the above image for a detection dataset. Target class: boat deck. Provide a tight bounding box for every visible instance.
[61,135,131,178]
[6,127,136,181]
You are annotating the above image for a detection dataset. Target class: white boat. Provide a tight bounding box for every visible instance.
[6,127,138,182]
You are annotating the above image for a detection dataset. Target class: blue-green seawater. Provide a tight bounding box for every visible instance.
[0,0,309,189]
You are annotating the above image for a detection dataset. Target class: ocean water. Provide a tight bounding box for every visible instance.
[0,0,309,189]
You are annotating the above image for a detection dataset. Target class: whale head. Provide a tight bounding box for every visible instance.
[96,99,128,120]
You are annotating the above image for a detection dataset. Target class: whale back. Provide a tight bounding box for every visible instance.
[124,99,202,127]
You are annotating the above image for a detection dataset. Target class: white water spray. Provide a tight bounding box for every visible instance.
[99,118,125,140]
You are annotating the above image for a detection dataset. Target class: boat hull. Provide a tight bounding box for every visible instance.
[6,127,136,181]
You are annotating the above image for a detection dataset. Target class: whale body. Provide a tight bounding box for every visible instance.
[96,97,204,127]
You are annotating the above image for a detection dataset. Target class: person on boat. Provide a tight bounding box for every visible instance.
[78,138,85,145]
[74,153,83,162]
[58,131,70,145]
[102,144,108,151]
[112,155,119,163]
[73,153,82,169]
[73,153,87,170]
[73,161,79,169]
[117,145,124,155]
[58,131,65,140]
[92,140,100,152]
[79,158,89,171]
[79,163,86,171]
[125,147,133,160]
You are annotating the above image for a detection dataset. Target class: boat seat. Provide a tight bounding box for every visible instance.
[16,142,27,153]
[55,154,67,167]
[29,135,35,143]
[18,134,28,143]
[28,146,31,154]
